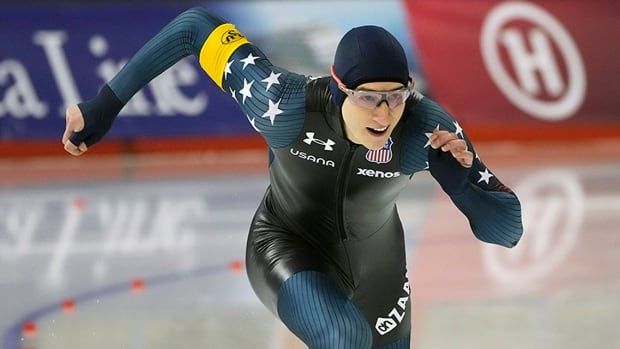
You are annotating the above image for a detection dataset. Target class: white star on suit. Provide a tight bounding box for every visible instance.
[453,121,463,138]
[224,60,234,80]
[240,53,259,70]
[230,88,238,103]
[249,117,261,133]
[262,71,281,91]
[239,78,254,104]
[424,124,441,148]
[262,98,283,125]
[478,168,494,184]
[424,161,429,170]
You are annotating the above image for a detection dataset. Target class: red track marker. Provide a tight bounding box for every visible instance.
[73,197,87,211]
[229,260,244,274]
[22,321,37,337]
[61,299,76,314]
[131,278,145,294]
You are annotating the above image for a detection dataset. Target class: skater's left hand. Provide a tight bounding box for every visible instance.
[429,129,473,168]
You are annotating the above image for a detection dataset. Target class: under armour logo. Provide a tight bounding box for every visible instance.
[303,132,335,151]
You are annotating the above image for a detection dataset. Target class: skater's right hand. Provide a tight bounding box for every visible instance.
[61,85,125,157]
[62,104,88,156]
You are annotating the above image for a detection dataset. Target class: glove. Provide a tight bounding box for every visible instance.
[69,84,124,147]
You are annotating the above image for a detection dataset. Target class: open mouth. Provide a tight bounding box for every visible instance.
[367,126,388,136]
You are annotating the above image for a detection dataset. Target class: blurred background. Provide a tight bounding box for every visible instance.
[1,0,619,348]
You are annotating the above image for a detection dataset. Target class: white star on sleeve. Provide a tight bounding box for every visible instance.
[262,71,281,92]
[249,117,261,133]
[453,121,463,138]
[230,88,238,103]
[224,60,234,80]
[262,98,283,125]
[424,124,441,148]
[239,79,254,104]
[477,168,494,184]
[240,53,259,70]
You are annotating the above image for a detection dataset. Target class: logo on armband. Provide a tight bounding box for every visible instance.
[221,29,245,45]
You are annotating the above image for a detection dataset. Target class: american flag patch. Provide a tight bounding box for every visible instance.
[366,137,394,164]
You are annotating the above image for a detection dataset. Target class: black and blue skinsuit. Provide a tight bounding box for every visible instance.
[73,8,523,348]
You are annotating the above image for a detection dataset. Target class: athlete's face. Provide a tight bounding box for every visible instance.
[341,81,407,150]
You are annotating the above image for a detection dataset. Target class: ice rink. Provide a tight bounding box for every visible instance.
[2,141,619,349]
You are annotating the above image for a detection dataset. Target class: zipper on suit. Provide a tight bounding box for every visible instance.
[336,144,357,241]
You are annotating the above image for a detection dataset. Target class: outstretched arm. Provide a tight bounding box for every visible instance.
[63,7,306,156]
[403,96,523,248]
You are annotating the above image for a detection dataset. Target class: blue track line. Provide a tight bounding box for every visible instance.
[3,263,232,349]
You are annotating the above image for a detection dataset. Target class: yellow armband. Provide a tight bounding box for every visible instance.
[199,23,250,90]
